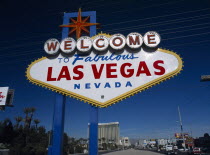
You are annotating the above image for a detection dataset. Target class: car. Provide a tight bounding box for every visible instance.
[193,147,202,154]
[173,146,178,150]
[201,147,210,153]
[166,145,174,155]
[166,145,173,152]
[179,148,188,152]
[161,146,166,150]
[173,146,178,154]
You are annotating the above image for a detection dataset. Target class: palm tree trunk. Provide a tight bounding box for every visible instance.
[28,113,33,128]
[24,112,29,127]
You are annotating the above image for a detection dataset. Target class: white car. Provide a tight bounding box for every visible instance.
[166,145,173,152]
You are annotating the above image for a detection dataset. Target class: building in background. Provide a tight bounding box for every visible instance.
[147,139,156,148]
[194,133,210,151]
[138,139,148,149]
[88,122,120,146]
[98,122,120,144]
[157,139,168,146]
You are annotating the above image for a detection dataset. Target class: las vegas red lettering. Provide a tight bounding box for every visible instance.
[46,60,165,81]
[47,65,84,81]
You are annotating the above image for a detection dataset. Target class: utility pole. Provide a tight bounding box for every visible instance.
[190,124,193,138]
[178,106,186,150]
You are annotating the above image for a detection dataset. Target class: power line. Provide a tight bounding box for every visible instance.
[84,0,158,10]
[163,31,210,41]
[107,14,210,33]
[0,50,42,59]
[161,25,210,35]
[103,8,210,26]
[0,32,61,44]
[0,58,35,65]
[0,41,44,51]
[82,0,106,5]
[0,49,40,57]
[85,1,121,10]
[45,8,66,13]
[100,0,185,16]
[105,23,210,39]
[108,13,210,32]
[2,8,63,41]
[158,22,210,33]
[164,39,210,48]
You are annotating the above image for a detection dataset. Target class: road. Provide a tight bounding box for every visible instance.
[101,149,163,155]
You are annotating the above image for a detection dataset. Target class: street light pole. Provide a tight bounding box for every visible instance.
[178,106,186,150]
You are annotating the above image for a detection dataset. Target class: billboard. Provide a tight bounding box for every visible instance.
[175,133,189,138]
[0,87,9,106]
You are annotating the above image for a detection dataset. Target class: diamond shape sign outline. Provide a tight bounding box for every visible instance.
[26,48,183,108]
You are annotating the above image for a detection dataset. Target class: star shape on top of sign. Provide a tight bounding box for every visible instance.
[60,8,100,39]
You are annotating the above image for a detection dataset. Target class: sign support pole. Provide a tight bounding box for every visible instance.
[48,94,66,155]
[48,12,68,155]
[89,106,98,155]
[88,10,98,155]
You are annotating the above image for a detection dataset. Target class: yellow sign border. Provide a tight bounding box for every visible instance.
[26,48,183,108]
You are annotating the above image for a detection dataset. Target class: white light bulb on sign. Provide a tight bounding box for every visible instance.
[77,36,92,52]
[109,34,126,50]
[44,38,60,55]
[60,37,76,54]
[143,31,161,48]
[126,32,143,49]
[92,35,109,51]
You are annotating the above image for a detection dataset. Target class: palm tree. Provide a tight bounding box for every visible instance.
[23,108,30,117]
[3,118,11,125]
[23,108,30,127]
[29,107,36,118]
[15,116,22,128]
[33,119,40,129]
[28,107,36,128]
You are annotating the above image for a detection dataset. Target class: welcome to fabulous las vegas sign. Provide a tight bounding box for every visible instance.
[26,9,183,108]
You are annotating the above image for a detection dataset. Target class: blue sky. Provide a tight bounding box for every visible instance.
[0,0,210,139]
